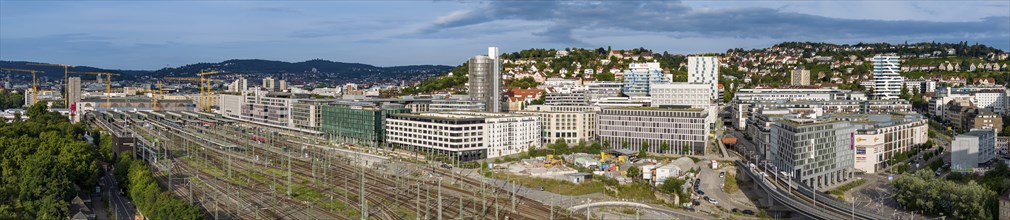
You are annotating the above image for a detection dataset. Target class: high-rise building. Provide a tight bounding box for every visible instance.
[228,77,248,93]
[68,77,82,106]
[467,47,503,112]
[621,62,669,97]
[770,118,855,188]
[688,56,720,101]
[790,69,811,86]
[872,54,902,100]
[951,128,996,170]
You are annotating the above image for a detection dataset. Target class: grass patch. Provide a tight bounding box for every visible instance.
[723,172,739,193]
[828,179,866,200]
[492,172,604,196]
[606,181,660,203]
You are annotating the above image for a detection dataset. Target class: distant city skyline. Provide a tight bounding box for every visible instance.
[1,1,1007,70]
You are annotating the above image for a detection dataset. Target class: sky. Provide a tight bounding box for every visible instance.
[1,1,1008,70]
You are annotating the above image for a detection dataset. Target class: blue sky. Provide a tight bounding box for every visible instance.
[1,1,1008,70]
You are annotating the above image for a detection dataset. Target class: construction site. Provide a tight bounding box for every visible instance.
[87,109,581,220]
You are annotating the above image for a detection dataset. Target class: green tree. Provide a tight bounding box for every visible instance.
[588,142,603,154]
[660,178,689,201]
[682,144,692,155]
[638,141,649,157]
[660,142,670,154]
[626,166,641,180]
[899,84,910,100]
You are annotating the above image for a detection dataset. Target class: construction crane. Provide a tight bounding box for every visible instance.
[28,63,75,107]
[165,72,223,112]
[133,81,164,111]
[0,68,44,104]
[69,71,120,110]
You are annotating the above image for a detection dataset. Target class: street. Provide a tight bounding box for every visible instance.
[102,170,136,220]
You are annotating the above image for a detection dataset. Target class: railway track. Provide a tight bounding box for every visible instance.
[108,113,575,219]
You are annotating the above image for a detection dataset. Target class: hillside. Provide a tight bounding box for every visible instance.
[404,41,1009,94]
[0,59,454,85]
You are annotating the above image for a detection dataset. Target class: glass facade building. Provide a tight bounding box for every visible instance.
[321,105,410,147]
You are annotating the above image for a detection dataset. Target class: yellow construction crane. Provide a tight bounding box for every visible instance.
[133,81,164,111]
[28,63,75,107]
[69,71,120,109]
[165,72,223,112]
[0,68,44,104]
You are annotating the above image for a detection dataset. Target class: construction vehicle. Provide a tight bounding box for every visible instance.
[0,68,43,104]
[543,154,562,167]
[28,63,74,107]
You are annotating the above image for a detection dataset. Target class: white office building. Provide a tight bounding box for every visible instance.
[843,113,929,173]
[516,105,598,145]
[951,128,996,171]
[385,111,540,161]
[597,107,709,155]
[688,56,720,102]
[872,54,902,100]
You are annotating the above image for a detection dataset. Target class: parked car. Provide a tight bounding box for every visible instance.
[719,172,725,178]
[731,208,739,213]
[742,209,756,215]
[440,164,452,169]
[696,190,705,195]
[705,196,718,204]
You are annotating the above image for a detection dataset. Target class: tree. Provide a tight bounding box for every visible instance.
[899,84,910,100]
[603,140,611,149]
[589,142,603,154]
[638,141,649,157]
[660,142,670,154]
[626,166,641,180]
[682,144,692,155]
[621,140,629,149]
[660,178,689,202]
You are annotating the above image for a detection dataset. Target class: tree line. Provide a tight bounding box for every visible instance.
[113,156,203,220]
[0,102,99,219]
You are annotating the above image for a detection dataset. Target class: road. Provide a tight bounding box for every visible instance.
[102,170,135,220]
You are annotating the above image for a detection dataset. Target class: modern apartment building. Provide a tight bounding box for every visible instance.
[597,107,709,155]
[545,89,590,106]
[688,56,720,102]
[840,113,929,173]
[951,128,996,170]
[872,54,903,100]
[468,47,504,112]
[321,103,410,147]
[430,97,486,112]
[385,111,540,161]
[586,82,623,101]
[770,118,856,188]
[622,62,670,97]
[516,105,598,145]
[790,69,811,86]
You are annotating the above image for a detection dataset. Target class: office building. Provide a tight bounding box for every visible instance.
[545,89,590,106]
[586,82,623,101]
[650,83,713,107]
[843,113,929,173]
[729,88,870,130]
[262,77,287,92]
[688,56,720,102]
[385,111,540,161]
[597,107,709,155]
[468,47,504,112]
[973,110,1003,133]
[622,62,670,97]
[872,54,902,100]
[430,97,485,112]
[219,90,326,134]
[516,105,598,145]
[790,69,811,86]
[321,103,410,147]
[770,118,856,188]
[951,128,996,170]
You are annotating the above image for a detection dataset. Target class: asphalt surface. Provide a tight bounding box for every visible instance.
[102,170,136,220]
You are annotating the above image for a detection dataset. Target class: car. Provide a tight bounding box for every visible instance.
[719,172,725,178]
[731,208,739,213]
[696,190,705,195]
[741,209,756,215]
[440,164,452,169]
[705,196,718,204]
[538,186,545,191]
